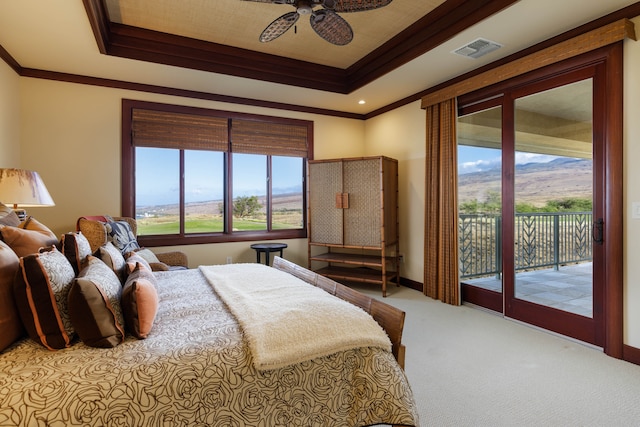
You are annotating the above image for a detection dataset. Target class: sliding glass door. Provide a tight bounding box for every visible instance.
[458,65,605,347]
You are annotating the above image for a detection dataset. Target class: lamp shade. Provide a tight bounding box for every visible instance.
[0,168,55,207]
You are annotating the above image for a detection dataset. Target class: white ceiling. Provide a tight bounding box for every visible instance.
[0,0,637,115]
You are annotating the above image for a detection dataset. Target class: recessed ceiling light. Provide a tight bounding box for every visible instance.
[358,100,366,105]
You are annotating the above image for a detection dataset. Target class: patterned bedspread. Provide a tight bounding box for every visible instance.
[0,268,418,426]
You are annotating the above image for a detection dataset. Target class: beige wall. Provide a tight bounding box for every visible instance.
[364,101,426,283]
[0,59,20,166]
[16,77,366,269]
[623,17,640,346]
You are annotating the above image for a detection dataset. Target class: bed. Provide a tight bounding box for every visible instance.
[0,232,418,427]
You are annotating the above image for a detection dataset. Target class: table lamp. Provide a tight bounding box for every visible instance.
[0,168,55,221]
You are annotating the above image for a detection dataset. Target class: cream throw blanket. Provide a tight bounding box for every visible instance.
[199,263,392,371]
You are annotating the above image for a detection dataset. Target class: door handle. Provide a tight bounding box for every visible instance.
[593,217,604,245]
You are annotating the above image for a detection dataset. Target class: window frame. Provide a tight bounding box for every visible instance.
[121,99,313,246]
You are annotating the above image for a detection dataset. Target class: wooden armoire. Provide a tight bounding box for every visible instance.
[307,156,399,296]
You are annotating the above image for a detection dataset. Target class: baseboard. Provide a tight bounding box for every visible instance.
[400,276,422,292]
[623,344,640,365]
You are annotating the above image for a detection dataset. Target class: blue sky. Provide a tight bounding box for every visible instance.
[135,148,302,207]
[457,146,563,175]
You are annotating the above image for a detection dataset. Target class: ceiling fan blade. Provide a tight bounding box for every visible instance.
[330,0,392,13]
[259,11,299,42]
[310,9,353,45]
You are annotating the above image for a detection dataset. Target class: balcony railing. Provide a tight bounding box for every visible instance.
[459,212,593,279]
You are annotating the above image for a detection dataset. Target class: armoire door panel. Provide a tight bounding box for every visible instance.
[343,159,381,247]
[309,161,343,245]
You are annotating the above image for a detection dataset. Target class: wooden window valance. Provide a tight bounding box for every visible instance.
[421,18,636,109]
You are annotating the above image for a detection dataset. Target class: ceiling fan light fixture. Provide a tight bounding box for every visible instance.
[297,5,313,14]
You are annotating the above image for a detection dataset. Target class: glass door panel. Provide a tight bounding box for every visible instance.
[513,79,593,318]
[458,106,503,308]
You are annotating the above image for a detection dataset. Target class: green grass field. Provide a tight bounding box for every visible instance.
[137,213,301,235]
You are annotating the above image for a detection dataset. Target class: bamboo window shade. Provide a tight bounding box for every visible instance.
[230,119,309,157]
[131,109,309,157]
[132,109,229,151]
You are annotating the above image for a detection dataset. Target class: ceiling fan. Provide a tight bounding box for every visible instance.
[243,0,393,46]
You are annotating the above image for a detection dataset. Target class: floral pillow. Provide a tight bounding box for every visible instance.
[60,231,92,275]
[13,246,76,350]
[68,256,125,348]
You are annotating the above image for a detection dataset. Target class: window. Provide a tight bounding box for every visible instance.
[121,100,312,246]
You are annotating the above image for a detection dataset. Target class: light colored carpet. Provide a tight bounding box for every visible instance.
[350,282,640,427]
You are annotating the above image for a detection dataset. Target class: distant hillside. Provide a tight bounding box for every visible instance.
[458,158,592,207]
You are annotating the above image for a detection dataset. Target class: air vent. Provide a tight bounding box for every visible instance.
[453,38,502,59]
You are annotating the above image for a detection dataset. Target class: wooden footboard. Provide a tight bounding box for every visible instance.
[272,257,406,369]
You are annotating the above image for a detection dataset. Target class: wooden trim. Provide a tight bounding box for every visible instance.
[623,344,640,366]
[603,43,625,358]
[82,0,518,95]
[346,0,518,90]
[81,0,111,54]
[0,44,21,75]
[19,68,363,120]
[421,19,636,108]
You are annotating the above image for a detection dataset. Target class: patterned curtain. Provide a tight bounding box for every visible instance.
[424,99,460,305]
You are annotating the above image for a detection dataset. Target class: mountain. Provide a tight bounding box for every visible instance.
[458,158,592,207]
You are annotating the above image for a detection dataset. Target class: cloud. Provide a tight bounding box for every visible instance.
[458,152,561,174]
[459,157,501,174]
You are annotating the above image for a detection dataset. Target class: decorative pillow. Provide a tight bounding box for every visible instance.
[13,246,76,350]
[0,217,58,257]
[125,251,152,274]
[0,240,23,352]
[122,262,159,339]
[68,256,125,348]
[97,242,127,283]
[135,248,160,264]
[105,219,140,254]
[60,231,92,275]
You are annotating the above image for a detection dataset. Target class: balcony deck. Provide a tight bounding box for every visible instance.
[463,262,593,317]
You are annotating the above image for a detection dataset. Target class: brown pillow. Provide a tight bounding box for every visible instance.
[97,242,127,283]
[13,246,76,350]
[68,256,125,348]
[0,240,23,352]
[122,262,158,339]
[60,231,92,275]
[0,217,58,257]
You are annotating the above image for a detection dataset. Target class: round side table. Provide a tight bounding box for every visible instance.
[250,243,288,266]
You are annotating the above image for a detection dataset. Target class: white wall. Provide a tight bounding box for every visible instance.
[0,59,20,166]
[623,16,640,347]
